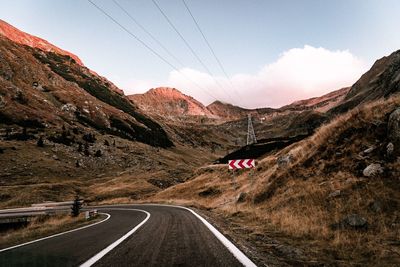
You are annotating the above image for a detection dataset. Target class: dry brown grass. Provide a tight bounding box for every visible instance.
[152,95,400,265]
[0,213,104,249]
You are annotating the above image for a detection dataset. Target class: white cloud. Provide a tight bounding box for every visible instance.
[121,45,369,108]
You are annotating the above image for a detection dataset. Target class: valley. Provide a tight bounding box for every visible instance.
[0,18,399,266]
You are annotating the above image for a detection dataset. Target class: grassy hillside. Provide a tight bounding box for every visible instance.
[153,95,400,266]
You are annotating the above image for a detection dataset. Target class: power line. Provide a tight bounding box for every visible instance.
[182,0,246,108]
[87,0,218,100]
[112,0,186,68]
[151,0,235,103]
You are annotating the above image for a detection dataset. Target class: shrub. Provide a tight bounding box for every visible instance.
[71,195,82,217]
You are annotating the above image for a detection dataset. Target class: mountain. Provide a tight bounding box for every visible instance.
[132,86,348,121]
[330,50,400,114]
[0,19,83,66]
[206,101,255,119]
[281,87,350,112]
[129,87,213,117]
[0,20,172,148]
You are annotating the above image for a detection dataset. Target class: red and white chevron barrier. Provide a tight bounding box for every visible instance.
[228,159,256,170]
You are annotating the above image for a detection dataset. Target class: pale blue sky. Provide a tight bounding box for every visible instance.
[1,0,400,107]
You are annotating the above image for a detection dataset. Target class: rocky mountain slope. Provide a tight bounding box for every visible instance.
[0,19,83,66]
[331,50,400,114]
[0,22,172,148]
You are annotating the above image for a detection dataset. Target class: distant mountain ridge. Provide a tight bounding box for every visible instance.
[130,87,350,120]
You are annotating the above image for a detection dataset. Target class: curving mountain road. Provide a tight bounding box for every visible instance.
[0,205,255,267]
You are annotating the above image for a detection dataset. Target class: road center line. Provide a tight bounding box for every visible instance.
[79,208,150,267]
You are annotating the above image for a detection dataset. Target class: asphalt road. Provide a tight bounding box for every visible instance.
[0,205,249,267]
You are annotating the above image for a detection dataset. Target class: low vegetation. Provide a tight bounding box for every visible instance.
[0,213,104,250]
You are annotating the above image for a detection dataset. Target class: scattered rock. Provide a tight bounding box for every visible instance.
[332,214,368,230]
[343,214,368,228]
[328,190,341,198]
[198,187,221,197]
[363,163,384,177]
[274,244,304,259]
[61,103,77,113]
[277,154,293,167]
[388,108,400,155]
[236,192,247,203]
[369,200,382,212]
[363,146,375,154]
[52,154,59,160]
[0,95,6,108]
[386,142,394,158]
[94,150,102,157]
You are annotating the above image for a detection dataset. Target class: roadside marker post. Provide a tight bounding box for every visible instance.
[228,159,255,170]
[228,159,256,193]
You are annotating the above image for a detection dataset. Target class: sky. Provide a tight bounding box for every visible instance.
[1,0,400,108]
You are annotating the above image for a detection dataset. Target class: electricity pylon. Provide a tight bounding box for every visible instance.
[246,114,257,145]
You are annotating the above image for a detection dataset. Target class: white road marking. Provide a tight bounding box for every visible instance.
[184,207,258,267]
[94,204,258,267]
[142,204,258,267]
[0,213,111,253]
[80,208,150,267]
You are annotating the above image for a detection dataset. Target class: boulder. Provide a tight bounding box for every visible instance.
[277,154,293,167]
[388,108,400,155]
[328,190,341,198]
[343,214,368,228]
[363,163,384,177]
[61,103,77,113]
[0,95,5,108]
[363,146,375,154]
[387,142,394,158]
[236,192,247,203]
[369,200,382,212]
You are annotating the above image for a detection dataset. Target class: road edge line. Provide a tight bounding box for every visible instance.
[131,203,258,267]
[0,213,111,253]
[79,209,150,267]
[176,205,257,267]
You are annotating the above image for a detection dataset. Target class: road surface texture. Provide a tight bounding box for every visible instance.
[0,205,248,267]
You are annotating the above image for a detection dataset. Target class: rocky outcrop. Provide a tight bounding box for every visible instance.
[277,154,294,167]
[330,50,400,114]
[388,108,400,155]
[363,163,384,177]
[343,214,368,228]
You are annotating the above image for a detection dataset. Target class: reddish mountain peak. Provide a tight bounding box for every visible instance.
[146,87,192,99]
[0,19,83,65]
[129,87,213,117]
